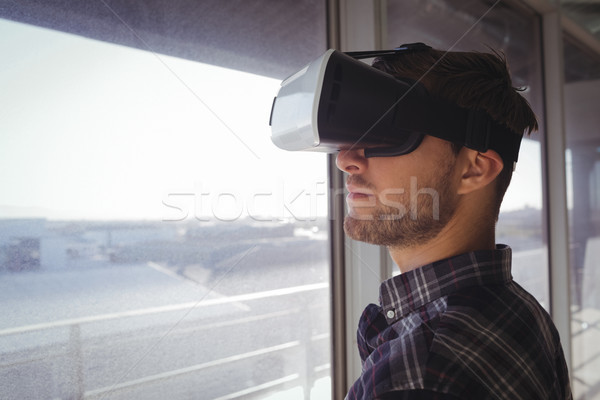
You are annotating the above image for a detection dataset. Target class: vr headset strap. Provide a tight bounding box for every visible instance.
[428,98,522,164]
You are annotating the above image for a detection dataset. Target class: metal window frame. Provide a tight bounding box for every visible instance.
[541,9,573,374]
[520,0,600,377]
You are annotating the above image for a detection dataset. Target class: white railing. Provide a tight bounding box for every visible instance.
[0,283,330,400]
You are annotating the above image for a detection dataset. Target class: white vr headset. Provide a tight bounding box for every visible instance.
[269,43,522,163]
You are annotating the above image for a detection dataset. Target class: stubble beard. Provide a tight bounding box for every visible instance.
[343,164,458,249]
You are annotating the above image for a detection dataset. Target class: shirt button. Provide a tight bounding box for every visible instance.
[386,310,395,319]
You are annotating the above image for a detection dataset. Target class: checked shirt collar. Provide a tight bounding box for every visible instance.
[379,244,513,324]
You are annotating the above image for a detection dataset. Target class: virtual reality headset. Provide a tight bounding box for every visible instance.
[269,43,523,165]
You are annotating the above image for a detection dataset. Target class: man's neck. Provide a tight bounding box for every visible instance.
[388,214,496,273]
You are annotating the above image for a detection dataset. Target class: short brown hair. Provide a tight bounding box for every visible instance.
[372,47,538,218]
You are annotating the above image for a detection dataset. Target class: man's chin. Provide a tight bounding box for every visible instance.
[343,212,448,249]
[343,215,362,238]
[343,215,383,245]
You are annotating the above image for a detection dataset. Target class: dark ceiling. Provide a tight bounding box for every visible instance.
[561,0,600,81]
[386,0,541,88]
[0,0,327,79]
[562,0,600,40]
[3,0,598,82]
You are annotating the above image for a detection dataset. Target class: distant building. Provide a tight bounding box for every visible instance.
[3,237,40,272]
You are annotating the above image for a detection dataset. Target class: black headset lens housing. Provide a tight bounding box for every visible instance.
[269,43,523,166]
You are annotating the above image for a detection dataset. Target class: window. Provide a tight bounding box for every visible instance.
[0,2,331,398]
[563,36,600,400]
[385,0,548,306]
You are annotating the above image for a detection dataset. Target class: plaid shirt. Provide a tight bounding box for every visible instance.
[346,245,572,400]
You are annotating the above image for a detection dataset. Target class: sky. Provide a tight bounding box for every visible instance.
[0,18,328,221]
[0,18,543,222]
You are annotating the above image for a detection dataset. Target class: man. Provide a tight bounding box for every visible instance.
[338,47,572,399]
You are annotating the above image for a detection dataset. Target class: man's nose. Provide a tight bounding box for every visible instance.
[336,149,367,174]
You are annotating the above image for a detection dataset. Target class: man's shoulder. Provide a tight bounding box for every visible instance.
[437,282,557,344]
[351,286,570,400]
[432,282,560,365]
[373,389,462,400]
[422,284,567,399]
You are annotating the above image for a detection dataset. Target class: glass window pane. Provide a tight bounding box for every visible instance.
[385,0,548,307]
[0,7,331,399]
[564,36,600,400]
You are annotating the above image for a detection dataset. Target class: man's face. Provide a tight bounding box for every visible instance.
[336,136,461,248]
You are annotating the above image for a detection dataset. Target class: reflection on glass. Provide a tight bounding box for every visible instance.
[0,19,331,399]
[564,37,600,400]
[559,0,600,42]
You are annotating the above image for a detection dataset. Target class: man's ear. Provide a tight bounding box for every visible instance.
[457,148,504,195]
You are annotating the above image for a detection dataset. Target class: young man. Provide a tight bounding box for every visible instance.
[337,48,572,399]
